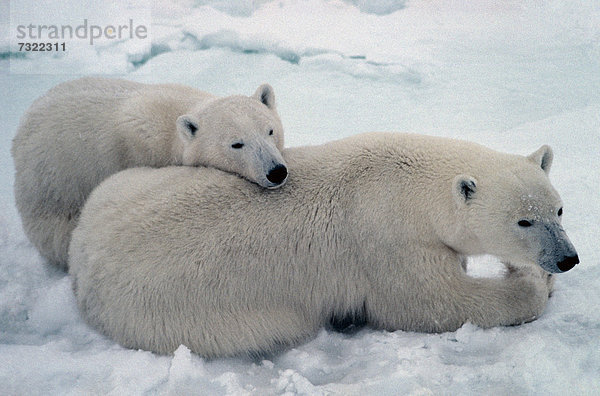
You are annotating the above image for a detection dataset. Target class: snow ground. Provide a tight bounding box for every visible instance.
[0,0,599,394]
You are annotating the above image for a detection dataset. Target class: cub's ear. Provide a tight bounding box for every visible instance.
[253,83,276,109]
[453,175,477,206]
[176,115,199,142]
[527,145,553,175]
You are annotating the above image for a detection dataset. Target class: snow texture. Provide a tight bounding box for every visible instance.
[1,0,599,394]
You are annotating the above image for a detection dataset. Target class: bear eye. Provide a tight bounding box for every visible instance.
[557,207,563,216]
[268,129,274,136]
[231,142,244,149]
[518,220,533,227]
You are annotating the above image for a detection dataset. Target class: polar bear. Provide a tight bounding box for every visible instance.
[69,132,579,358]
[12,77,287,270]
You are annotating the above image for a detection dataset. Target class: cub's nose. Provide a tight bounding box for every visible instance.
[557,255,579,272]
[266,164,288,185]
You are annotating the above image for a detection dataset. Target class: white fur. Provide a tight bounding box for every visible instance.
[69,132,578,358]
[12,77,286,269]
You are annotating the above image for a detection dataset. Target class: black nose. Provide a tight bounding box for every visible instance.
[557,255,579,272]
[266,164,288,185]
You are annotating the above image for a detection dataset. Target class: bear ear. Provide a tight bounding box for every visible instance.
[176,115,199,142]
[527,145,553,175]
[253,83,276,109]
[453,175,478,206]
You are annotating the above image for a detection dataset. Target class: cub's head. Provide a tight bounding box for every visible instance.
[451,145,578,273]
[176,84,287,189]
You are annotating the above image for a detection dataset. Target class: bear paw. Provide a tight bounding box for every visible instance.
[504,262,554,298]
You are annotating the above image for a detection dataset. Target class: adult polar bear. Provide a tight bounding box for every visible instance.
[69,132,579,358]
[12,77,287,270]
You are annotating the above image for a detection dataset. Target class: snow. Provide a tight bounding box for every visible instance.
[1,0,599,394]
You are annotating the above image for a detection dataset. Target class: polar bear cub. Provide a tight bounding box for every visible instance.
[12,77,287,270]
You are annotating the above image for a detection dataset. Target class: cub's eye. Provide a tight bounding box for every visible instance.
[557,207,563,216]
[231,143,244,149]
[518,220,533,227]
[268,129,274,136]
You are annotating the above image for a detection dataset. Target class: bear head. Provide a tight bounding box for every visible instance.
[449,145,579,273]
[176,84,287,189]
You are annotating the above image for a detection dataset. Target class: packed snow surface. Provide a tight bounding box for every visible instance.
[1,0,599,394]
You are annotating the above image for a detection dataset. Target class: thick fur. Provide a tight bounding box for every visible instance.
[12,77,285,270]
[69,133,578,358]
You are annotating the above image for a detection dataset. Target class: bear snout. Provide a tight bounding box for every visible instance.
[266,164,288,186]
[557,254,579,272]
